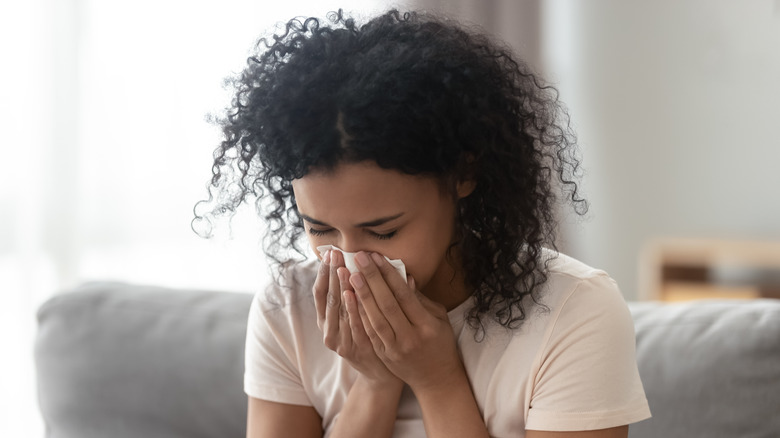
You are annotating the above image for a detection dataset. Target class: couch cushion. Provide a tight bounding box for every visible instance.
[35,282,253,438]
[36,284,780,437]
[628,299,780,438]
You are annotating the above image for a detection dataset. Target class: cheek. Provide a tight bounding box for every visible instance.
[303,232,330,261]
[399,252,437,287]
[306,235,320,256]
[395,220,455,286]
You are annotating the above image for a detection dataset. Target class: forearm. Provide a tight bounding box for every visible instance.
[414,372,490,438]
[329,376,404,438]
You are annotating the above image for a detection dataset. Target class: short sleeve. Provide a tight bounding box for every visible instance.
[526,274,651,431]
[244,293,311,406]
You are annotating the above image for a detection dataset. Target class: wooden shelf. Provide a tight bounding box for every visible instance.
[639,237,780,301]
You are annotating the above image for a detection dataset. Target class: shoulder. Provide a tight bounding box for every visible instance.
[524,252,651,430]
[531,251,634,348]
[245,258,322,357]
[543,250,613,286]
[253,258,319,313]
[540,250,625,313]
[248,259,320,334]
[535,251,635,355]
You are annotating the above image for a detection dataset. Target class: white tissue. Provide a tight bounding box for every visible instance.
[316,245,407,283]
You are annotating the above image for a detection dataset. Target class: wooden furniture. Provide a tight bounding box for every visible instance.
[639,238,780,301]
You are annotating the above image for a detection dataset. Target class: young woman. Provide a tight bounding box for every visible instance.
[196,9,651,438]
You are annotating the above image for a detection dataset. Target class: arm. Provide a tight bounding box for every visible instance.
[245,384,404,438]
[347,254,638,438]
[412,379,630,438]
[246,251,403,438]
[328,376,404,438]
[247,397,321,438]
[349,252,490,438]
[412,370,490,438]
[526,426,628,438]
[312,250,405,438]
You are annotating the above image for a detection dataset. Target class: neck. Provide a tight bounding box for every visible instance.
[421,250,472,311]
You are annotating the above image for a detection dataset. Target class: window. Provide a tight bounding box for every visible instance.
[1,1,387,434]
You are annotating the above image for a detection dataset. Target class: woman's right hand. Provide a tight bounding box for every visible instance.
[313,250,402,388]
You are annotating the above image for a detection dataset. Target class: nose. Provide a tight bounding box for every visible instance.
[336,242,361,255]
[335,236,371,256]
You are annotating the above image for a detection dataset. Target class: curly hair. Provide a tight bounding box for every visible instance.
[194,9,587,330]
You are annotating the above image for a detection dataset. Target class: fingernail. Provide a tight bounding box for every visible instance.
[370,252,385,266]
[323,250,331,264]
[355,252,370,268]
[409,276,415,290]
[350,273,365,289]
[338,267,349,284]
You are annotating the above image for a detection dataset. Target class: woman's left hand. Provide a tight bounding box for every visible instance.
[348,251,466,393]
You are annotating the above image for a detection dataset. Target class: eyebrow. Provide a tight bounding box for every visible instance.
[300,212,405,228]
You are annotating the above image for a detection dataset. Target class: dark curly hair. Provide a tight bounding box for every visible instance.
[194,9,587,330]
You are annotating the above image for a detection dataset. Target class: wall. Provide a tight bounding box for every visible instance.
[542,0,780,298]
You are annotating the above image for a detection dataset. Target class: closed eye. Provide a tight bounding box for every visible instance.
[308,228,333,237]
[307,227,398,240]
[370,230,397,240]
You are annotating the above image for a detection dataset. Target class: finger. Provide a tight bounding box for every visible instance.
[312,250,331,330]
[336,290,354,358]
[343,289,371,347]
[356,294,384,354]
[323,250,344,350]
[361,252,414,333]
[367,253,429,326]
[336,267,351,321]
[350,255,410,346]
[350,269,394,346]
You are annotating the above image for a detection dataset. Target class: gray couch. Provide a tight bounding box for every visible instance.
[35,282,780,438]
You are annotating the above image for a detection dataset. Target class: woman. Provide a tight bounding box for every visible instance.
[196,9,651,438]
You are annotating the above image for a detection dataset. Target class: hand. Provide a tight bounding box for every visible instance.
[312,250,401,387]
[348,251,467,393]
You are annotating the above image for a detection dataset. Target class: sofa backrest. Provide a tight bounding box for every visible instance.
[35,282,252,438]
[35,283,780,437]
[628,299,780,438]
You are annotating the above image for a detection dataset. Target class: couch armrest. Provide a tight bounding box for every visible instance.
[35,282,253,438]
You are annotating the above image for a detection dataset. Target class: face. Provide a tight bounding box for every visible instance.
[292,161,470,302]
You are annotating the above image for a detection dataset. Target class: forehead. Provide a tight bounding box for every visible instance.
[291,162,443,221]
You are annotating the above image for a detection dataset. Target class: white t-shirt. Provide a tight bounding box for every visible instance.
[244,252,651,437]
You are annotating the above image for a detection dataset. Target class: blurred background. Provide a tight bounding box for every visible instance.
[2,0,779,434]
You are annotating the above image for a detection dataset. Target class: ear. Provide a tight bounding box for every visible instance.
[456,178,476,199]
[454,153,477,199]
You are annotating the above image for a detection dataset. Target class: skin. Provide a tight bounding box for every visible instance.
[294,160,473,310]
[247,160,628,438]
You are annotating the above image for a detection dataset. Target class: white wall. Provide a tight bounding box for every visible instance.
[1,2,389,435]
[543,0,780,298]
